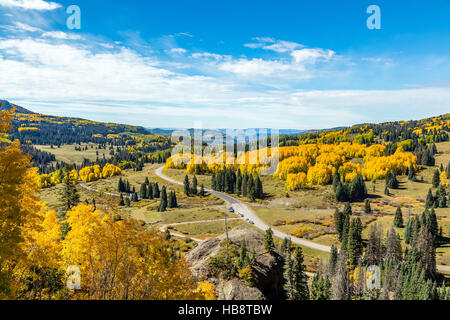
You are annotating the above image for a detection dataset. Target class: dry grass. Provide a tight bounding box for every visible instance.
[161,206,236,224]
[170,220,245,238]
[35,143,108,165]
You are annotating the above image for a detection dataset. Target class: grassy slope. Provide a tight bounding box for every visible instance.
[35,143,109,166]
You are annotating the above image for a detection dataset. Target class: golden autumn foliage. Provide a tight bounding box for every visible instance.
[285,172,307,191]
[361,148,417,181]
[17,127,39,132]
[165,141,418,191]
[60,204,210,300]
[40,169,78,188]
[195,281,216,300]
[78,163,122,183]
[0,108,45,298]
[166,148,272,177]
[0,112,212,300]
[441,171,449,186]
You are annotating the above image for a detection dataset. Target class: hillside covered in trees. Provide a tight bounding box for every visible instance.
[0,100,156,145]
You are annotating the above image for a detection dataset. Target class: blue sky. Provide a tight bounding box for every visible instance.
[0,0,449,129]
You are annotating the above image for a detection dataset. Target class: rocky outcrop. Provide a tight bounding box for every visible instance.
[185,226,285,300]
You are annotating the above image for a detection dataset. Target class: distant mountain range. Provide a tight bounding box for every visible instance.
[2,100,448,146]
[1,100,348,140]
[144,127,349,138]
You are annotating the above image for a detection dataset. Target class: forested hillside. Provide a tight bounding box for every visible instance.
[0,100,150,145]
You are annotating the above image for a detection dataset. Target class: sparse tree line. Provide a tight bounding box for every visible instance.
[211,168,264,202]
[20,145,56,173]
[183,175,207,197]
[333,171,367,202]
[118,177,178,212]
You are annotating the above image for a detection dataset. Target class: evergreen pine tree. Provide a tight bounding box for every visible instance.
[328,245,338,275]
[425,188,434,209]
[255,176,263,199]
[364,199,372,213]
[291,247,309,300]
[349,175,367,202]
[334,208,344,241]
[146,183,154,199]
[167,191,174,208]
[191,175,198,195]
[310,273,331,300]
[236,170,242,196]
[347,218,363,266]
[119,194,125,206]
[172,191,178,208]
[184,175,190,196]
[139,183,147,199]
[238,241,249,268]
[341,214,350,250]
[343,202,352,216]
[429,207,438,241]
[332,169,340,191]
[335,182,348,202]
[283,251,294,300]
[408,163,416,181]
[417,225,437,279]
[199,184,205,197]
[385,225,403,263]
[394,206,404,227]
[118,177,125,192]
[158,186,168,212]
[281,237,291,254]
[366,223,384,266]
[242,174,248,197]
[153,183,160,198]
[211,173,217,190]
[331,252,350,300]
[59,170,80,211]
[248,176,256,202]
[264,228,275,254]
[432,169,440,188]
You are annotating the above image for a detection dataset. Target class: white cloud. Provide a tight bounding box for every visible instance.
[217,48,334,79]
[0,0,61,10]
[170,47,187,54]
[176,32,193,38]
[191,52,227,60]
[263,40,303,53]
[253,37,275,43]
[291,48,335,64]
[42,31,81,40]
[245,38,303,53]
[14,22,41,32]
[219,58,301,77]
[0,36,448,129]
